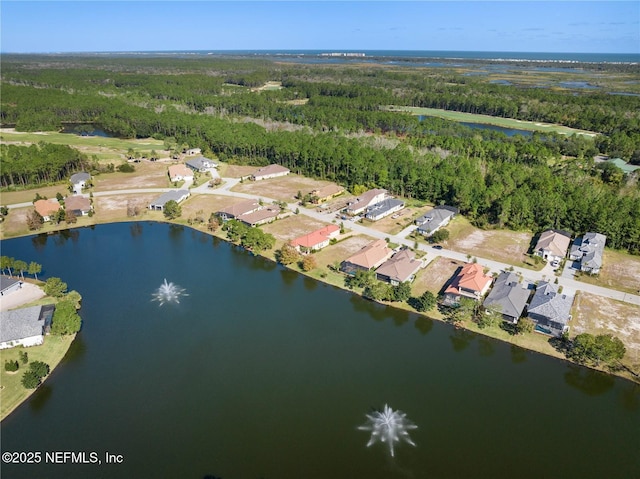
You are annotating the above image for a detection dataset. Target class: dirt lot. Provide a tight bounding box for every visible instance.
[231,174,339,203]
[411,256,464,297]
[448,218,534,266]
[572,292,640,369]
[93,161,171,191]
[218,164,258,178]
[312,234,376,269]
[261,214,332,244]
[93,193,159,222]
[577,249,640,295]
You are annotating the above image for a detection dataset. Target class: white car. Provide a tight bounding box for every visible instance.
[550,260,560,269]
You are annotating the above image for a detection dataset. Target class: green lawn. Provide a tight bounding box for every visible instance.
[0,334,76,421]
[386,106,598,137]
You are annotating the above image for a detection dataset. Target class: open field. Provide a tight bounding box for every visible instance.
[1,185,71,206]
[0,334,76,420]
[575,249,640,295]
[93,162,171,191]
[387,106,598,137]
[412,256,464,297]
[231,174,339,203]
[447,217,541,270]
[572,292,640,372]
[260,214,332,245]
[0,128,167,162]
[217,164,257,178]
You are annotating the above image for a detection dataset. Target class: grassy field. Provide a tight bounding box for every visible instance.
[0,334,76,420]
[574,249,640,295]
[387,106,598,137]
[231,174,339,203]
[446,217,543,271]
[572,292,640,375]
[0,128,167,162]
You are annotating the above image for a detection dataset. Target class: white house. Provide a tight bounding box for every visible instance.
[415,206,458,236]
[168,164,194,182]
[345,189,388,216]
[0,305,54,349]
[70,172,91,194]
[148,190,190,211]
[364,198,405,221]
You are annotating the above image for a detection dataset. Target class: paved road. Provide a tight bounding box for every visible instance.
[7,177,640,307]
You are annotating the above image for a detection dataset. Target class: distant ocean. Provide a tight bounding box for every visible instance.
[110,50,640,64]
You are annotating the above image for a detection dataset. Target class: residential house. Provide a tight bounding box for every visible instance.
[528,281,573,337]
[365,198,405,221]
[482,272,530,324]
[375,249,423,285]
[216,200,262,221]
[148,190,190,211]
[70,171,91,194]
[569,232,607,274]
[185,148,202,156]
[0,304,54,349]
[186,156,217,172]
[345,189,387,216]
[443,263,493,306]
[340,239,394,275]
[309,184,345,204]
[415,206,458,236]
[237,206,280,227]
[34,199,61,221]
[534,229,571,262]
[290,224,340,253]
[65,195,92,217]
[168,164,194,182]
[250,164,290,181]
[0,277,22,296]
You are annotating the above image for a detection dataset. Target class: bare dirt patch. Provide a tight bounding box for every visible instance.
[261,215,331,243]
[577,250,640,294]
[313,234,376,269]
[219,165,258,179]
[231,175,339,203]
[0,207,31,239]
[93,162,171,191]
[411,256,464,297]
[572,292,640,368]
[93,193,158,222]
[448,219,533,266]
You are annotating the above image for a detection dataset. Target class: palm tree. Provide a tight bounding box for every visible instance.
[28,261,42,281]
[13,260,27,280]
[1,256,14,277]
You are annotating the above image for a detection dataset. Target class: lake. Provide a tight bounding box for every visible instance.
[1,222,639,479]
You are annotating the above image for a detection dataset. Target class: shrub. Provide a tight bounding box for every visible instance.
[19,350,28,364]
[5,360,19,372]
[21,370,41,389]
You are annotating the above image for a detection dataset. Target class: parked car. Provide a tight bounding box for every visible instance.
[432,245,443,250]
[550,260,560,268]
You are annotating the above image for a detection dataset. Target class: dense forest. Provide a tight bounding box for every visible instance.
[1,55,639,252]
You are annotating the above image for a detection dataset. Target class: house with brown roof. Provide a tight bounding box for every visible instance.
[168,164,194,182]
[376,249,423,285]
[290,224,340,253]
[309,184,345,203]
[345,189,387,216]
[443,263,493,306]
[340,239,394,275]
[534,229,571,263]
[216,200,262,221]
[65,195,92,216]
[250,164,290,181]
[34,199,61,221]
[237,206,280,227]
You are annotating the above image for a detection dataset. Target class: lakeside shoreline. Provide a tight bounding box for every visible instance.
[7,216,637,385]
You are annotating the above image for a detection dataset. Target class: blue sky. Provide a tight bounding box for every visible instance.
[1,1,638,53]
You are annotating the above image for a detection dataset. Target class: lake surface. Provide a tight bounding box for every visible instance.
[418,115,533,137]
[1,222,639,479]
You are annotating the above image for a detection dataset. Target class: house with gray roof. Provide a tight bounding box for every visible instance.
[70,172,91,194]
[415,206,458,236]
[528,282,573,337]
[569,232,607,274]
[148,190,190,211]
[364,198,405,221]
[345,188,387,215]
[375,249,423,285]
[0,304,54,349]
[482,272,530,324]
[185,156,217,172]
[1,276,22,296]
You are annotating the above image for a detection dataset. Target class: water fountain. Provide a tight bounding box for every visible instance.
[358,404,417,457]
[152,279,187,306]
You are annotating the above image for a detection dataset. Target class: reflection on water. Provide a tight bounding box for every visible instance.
[478,337,496,357]
[510,344,528,364]
[564,365,615,396]
[449,328,475,352]
[62,335,87,365]
[28,384,53,414]
[414,317,433,336]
